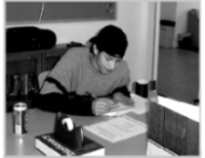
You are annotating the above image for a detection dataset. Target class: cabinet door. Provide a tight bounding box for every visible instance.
[163,108,188,155]
[163,108,178,153]
[148,103,199,155]
[163,108,199,155]
[186,118,199,155]
[175,113,188,155]
[148,102,164,145]
[42,46,68,71]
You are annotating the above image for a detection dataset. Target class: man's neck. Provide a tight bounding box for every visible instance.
[90,53,100,72]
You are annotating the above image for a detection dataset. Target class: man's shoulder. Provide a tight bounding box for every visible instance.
[67,46,89,57]
[62,46,89,62]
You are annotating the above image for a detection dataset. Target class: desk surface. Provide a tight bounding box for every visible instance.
[6,95,148,156]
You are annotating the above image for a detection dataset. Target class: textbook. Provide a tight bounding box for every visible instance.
[35,133,105,156]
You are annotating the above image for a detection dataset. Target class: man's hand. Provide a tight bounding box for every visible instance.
[113,93,134,106]
[92,98,116,116]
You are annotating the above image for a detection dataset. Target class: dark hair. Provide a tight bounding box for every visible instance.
[89,25,128,58]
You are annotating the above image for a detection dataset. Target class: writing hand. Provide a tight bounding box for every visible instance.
[92,98,116,115]
[113,93,134,106]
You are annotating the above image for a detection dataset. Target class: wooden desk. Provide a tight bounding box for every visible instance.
[6,96,148,155]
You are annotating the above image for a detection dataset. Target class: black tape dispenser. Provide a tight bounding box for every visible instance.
[54,112,84,149]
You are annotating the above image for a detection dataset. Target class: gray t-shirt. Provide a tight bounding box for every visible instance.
[40,46,130,97]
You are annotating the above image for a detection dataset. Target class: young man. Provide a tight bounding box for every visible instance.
[36,25,134,116]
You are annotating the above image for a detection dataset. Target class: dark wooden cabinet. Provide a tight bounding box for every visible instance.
[7,50,42,75]
[186,117,199,155]
[6,44,68,111]
[163,108,187,154]
[148,103,199,155]
[148,102,164,145]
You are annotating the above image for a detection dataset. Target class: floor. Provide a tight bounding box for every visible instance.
[147,140,176,156]
[157,47,199,105]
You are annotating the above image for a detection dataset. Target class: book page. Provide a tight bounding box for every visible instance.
[84,115,147,143]
[103,95,148,117]
[103,102,133,117]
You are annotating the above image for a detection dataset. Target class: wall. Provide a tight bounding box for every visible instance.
[160,2,177,21]
[7,1,156,89]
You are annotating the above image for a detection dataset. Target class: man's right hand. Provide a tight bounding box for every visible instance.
[92,98,116,116]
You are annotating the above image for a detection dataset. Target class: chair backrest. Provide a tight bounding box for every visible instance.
[38,71,50,89]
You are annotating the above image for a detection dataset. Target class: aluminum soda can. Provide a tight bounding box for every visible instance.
[13,102,27,135]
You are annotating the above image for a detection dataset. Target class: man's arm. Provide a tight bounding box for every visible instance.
[36,77,117,116]
[34,92,95,116]
[36,77,95,116]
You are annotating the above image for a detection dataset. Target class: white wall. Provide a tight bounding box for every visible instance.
[7,2,156,89]
[160,2,177,21]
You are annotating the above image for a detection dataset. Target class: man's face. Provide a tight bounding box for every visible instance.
[97,52,122,74]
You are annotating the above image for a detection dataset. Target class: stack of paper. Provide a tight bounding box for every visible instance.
[84,115,147,143]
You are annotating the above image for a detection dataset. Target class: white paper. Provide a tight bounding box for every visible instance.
[103,96,148,117]
[103,102,133,117]
[84,115,147,143]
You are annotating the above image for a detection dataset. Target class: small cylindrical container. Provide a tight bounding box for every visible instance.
[13,102,28,135]
[133,79,149,98]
